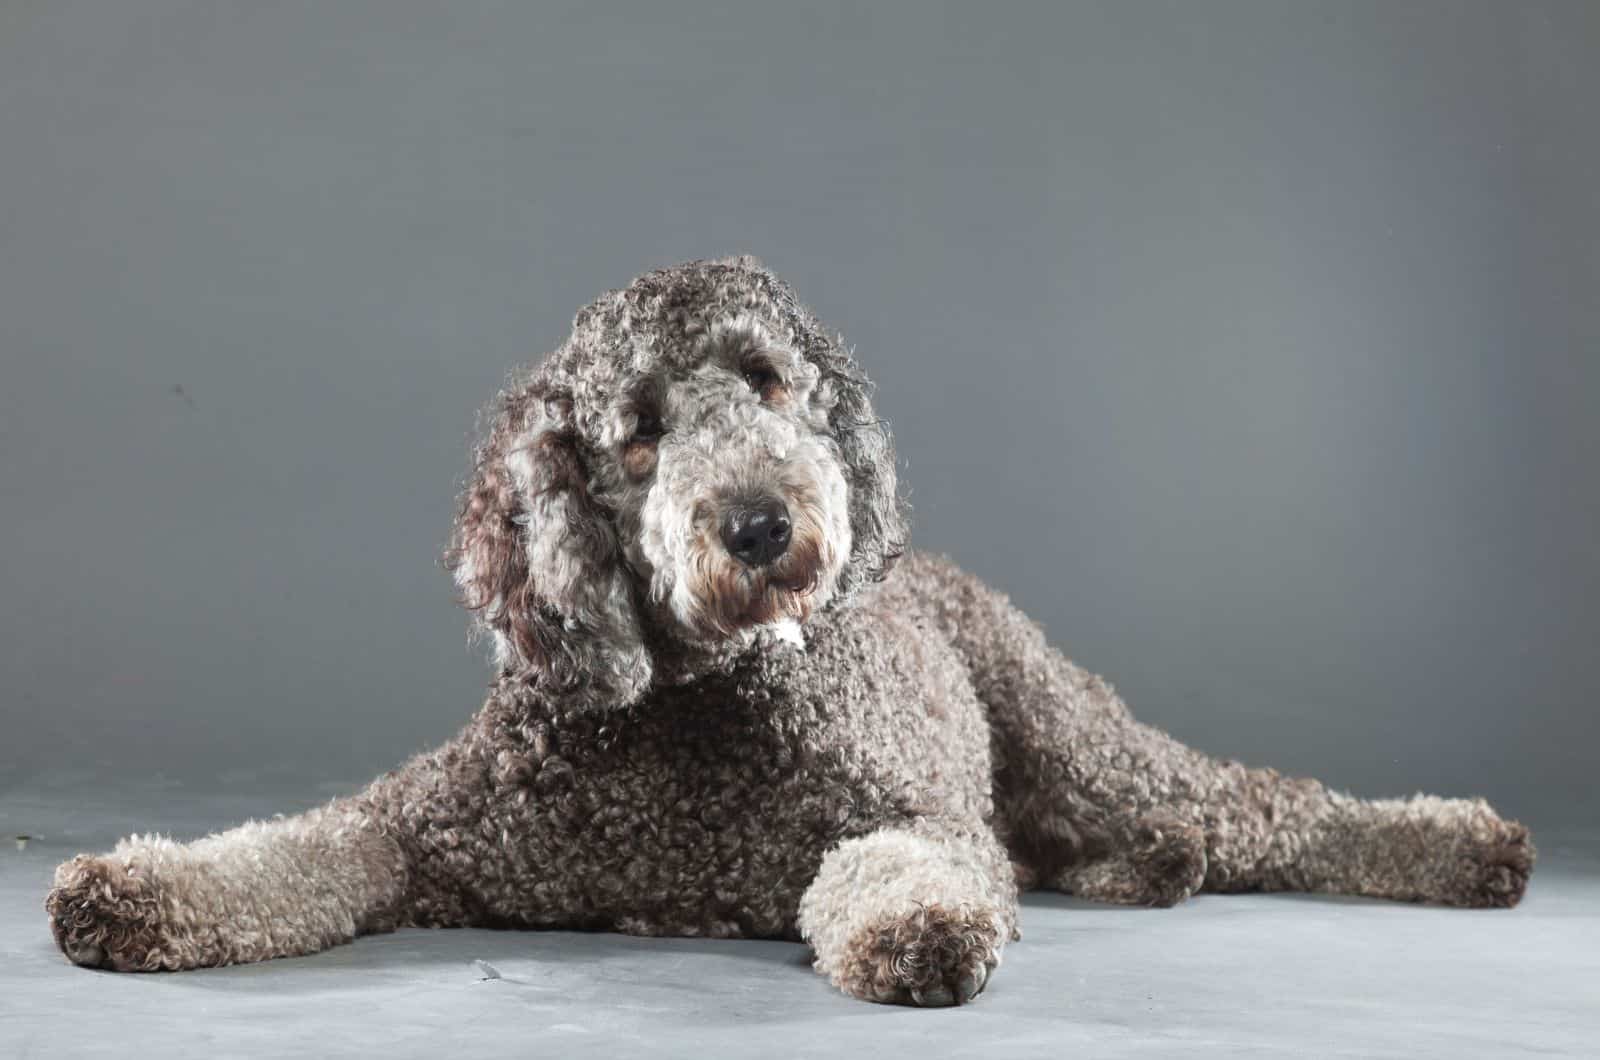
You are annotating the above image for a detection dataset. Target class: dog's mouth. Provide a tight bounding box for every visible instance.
[735,568,822,627]
[707,563,826,637]
[673,525,836,641]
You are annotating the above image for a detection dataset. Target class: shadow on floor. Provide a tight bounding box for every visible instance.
[39,921,823,1006]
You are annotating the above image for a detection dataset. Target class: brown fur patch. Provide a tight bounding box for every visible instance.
[621,438,659,479]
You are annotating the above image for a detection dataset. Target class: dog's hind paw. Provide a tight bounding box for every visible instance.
[1049,812,1208,907]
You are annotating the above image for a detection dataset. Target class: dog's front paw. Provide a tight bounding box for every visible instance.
[46,853,182,971]
[837,903,1003,1007]
[1452,812,1534,909]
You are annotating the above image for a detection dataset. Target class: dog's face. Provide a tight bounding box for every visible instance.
[449,257,904,708]
[608,314,852,639]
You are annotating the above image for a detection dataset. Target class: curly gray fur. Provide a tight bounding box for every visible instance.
[46,256,1532,1004]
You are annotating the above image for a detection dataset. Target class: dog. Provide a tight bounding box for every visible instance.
[46,256,1533,1005]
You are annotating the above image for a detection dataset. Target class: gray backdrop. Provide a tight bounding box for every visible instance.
[3,1,1595,827]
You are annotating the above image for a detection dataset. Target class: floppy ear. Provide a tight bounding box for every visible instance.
[447,382,651,710]
[824,355,909,600]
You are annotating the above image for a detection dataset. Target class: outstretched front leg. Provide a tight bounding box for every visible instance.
[46,799,407,971]
[919,554,1533,909]
[799,819,1018,1007]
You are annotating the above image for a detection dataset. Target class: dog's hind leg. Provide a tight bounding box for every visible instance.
[46,798,407,971]
[916,553,1533,909]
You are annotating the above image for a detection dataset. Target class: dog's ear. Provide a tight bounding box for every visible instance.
[447,382,651,709]
[822,355,909,601]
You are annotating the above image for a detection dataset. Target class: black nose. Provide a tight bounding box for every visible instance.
[720,498,792,568]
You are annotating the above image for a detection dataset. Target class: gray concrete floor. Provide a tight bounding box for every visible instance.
[3,782,1595,1058]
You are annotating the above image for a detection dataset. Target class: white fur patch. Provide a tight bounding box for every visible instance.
[765,619,805,648]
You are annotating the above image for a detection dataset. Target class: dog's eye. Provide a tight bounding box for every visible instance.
[630,411,666,444]
[743,365,784,401]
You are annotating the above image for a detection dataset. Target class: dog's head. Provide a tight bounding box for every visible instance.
[448,256,905,708]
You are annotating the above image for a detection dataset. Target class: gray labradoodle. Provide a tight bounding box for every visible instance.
[47,256,1533,1005]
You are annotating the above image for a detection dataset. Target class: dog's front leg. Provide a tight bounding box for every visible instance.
[798,821,1018,1006]
[45,800,406,971]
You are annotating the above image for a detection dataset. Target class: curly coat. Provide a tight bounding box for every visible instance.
[46,257,1533,1006]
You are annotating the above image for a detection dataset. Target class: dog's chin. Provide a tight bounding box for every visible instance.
[713,577,821,638]
[671,559,833,646]
[740,578,820,629]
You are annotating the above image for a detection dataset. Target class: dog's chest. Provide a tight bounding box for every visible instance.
[488,686,891,936]
[465,612,992,938]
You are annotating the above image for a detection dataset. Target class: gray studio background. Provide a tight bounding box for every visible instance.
[2,1,1595,828]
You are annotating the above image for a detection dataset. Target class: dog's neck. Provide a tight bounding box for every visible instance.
[494,611,825,717]
[640,621,805,690]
